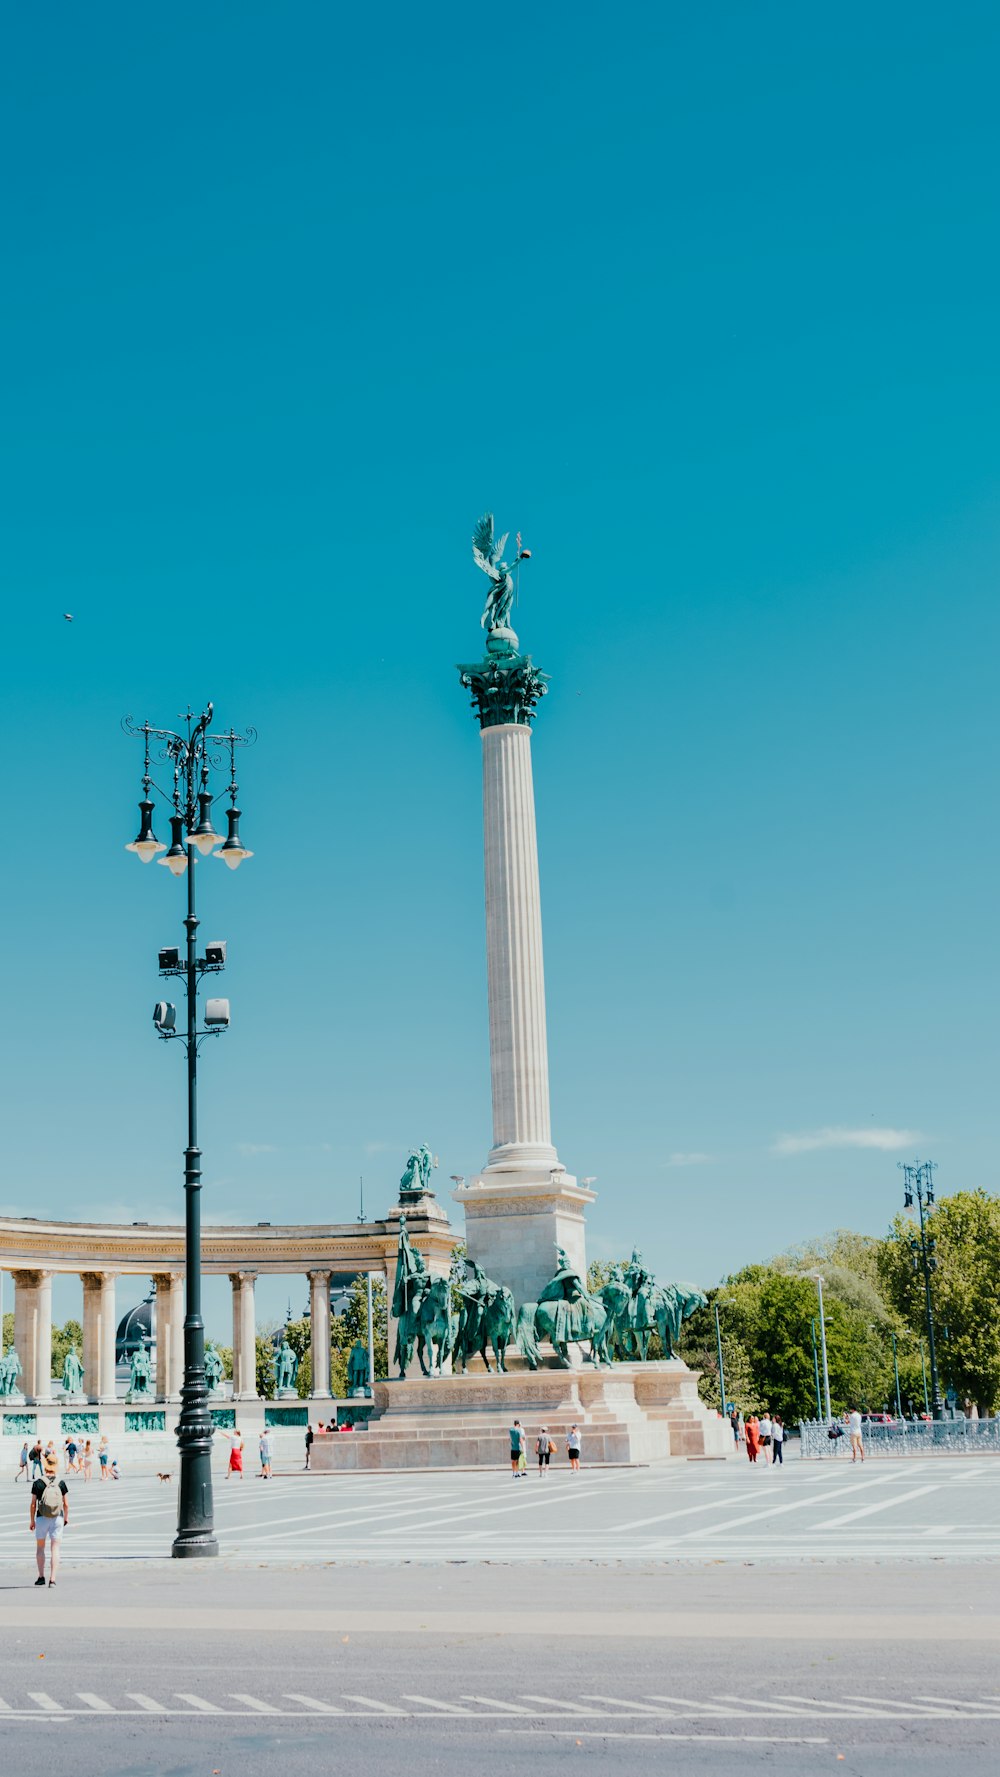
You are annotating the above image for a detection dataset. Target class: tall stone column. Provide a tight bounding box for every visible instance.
[230,1272,258,1399]
[12,1269,54,1402]
[82,1272,117,1403]
[456,583,596,1307]
[152,1273,185,1401]
[308,1270,332,1398]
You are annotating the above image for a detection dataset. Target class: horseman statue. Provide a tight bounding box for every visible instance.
[516,1246,610,1369]
[392,1214,454,1378]
[454,1257,516,1374]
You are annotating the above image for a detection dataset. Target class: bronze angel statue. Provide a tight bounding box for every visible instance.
[472,513,530,635]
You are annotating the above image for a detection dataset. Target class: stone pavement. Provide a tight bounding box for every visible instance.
[2,1452,997,1564]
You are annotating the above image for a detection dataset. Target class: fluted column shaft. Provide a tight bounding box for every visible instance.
[308,1270,332,1398]
[12,1269,54,1402]
[230,1272,257,1399]
[152,1273,185,1401]
[82,1271,117,1403]
[481,723,557,1167]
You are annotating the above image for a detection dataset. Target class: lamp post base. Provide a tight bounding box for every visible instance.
[172,1531,220,1559]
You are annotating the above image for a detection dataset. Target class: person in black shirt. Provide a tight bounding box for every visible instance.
[30,1454,69,1587]
[304,1424,314,1471]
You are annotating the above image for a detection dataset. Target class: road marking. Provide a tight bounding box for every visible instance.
[460,1696,536,1714]
[498,1730,830,1743]
[284,1694,344,1713]
[341,1694,406,1714]
[401,1695,476,1714]
[174,1693,224,1712]
[914,1695,1000,1713]
[127,1694,169,1712]
[646,1696,741,1716]
[0,1698,10,1711]
[842,1695,962,1717]
[773,1695,888,1717]
[712,1694,817,1716]
[818,1485,939,1529]
[230,1694,282,1713]
[76,1693,115,1712]
[520,1693,603,1713]
[681,1474,907,1538]
[27,1693,65,1712]
[580,1695,674,1715]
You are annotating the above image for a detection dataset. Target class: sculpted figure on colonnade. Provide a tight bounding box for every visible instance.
[204,1342,224,1395]
[128,1346,152,1397]
[454,1258,516,1374]
[62,1345,85,1397]
[0,1343,23,1397]
[347,1341,370,1397]
[274,1336,299,1395]
[399,1143,436,1197]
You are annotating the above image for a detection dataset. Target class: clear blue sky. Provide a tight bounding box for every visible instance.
[2,4,998,1338]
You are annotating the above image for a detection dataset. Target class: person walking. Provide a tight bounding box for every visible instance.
[535,1427,552,1477]
[258,1431,272,1479]
[728,1407,741,1446]
[771,1414,785,1466]
[98,1437,110,1481]
[30,1450,69,1588]
[509,1418,525,1478]
[81,1440,93,1482]
[304,1424,314,1471]
[226,1431,245,1480]
[745,1413,761,1463]
[16,1441,29,1483]
[566,1425,582,1472]
[29,1441,44,1481]
[848,1407,865,1463]
[758,1412,772,1465]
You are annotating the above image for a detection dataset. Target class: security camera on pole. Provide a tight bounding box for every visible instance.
[123,704,254,1557]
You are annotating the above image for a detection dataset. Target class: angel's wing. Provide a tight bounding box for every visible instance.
[473,545,501,582]
[472,512,496,562]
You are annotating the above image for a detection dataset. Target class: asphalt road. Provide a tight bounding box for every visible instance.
[2,1458,999,1773]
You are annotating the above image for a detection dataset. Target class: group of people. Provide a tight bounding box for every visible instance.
[729,1407,786,1465]
[16,1436,117,1483]
[508,1419,582,1476]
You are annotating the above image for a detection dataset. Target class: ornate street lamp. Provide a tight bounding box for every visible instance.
[898,1159,944,1420]
[123,704,255,1556]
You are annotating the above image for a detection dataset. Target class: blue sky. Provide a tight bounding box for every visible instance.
[2,4,998,1337]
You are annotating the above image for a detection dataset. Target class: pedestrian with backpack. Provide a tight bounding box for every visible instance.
[30,1452,69,1587]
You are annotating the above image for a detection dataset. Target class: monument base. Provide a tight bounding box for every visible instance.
[310,1361,731,1471]
[455,1169,597,1309]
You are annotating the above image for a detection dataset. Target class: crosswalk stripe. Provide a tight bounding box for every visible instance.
[284,1694,344,1713]
[520,1694,602,1712]
[402,1695,475,1713]
[230,1694,282,1713]
[341,1694,406,1714]
[27,1693,65,1712]
[646,1695,738,1716]
[77,1694,115,1712]
[175,1693,224,1712]
[580,1695,674,1715]
[127,1694,169,1712]
[460,1696,535,1714]
[913,1696,1000,1714]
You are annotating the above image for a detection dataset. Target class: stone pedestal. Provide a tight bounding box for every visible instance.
[310,1362,732,1471]
[457,1171,596,1309]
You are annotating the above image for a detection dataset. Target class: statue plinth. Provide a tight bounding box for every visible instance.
[276,1387,299,1402]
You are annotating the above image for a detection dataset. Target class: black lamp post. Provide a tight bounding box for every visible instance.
[124,704,254,1557]
[898,1159,944,1421]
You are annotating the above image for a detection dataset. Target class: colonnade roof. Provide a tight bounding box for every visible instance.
[0,1204,455,1275]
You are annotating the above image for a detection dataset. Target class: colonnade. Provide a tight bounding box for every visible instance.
[3,1265,389,1404]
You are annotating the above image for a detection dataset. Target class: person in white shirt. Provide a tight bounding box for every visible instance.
[848,1408,864,1462]
[758,1413,772,1463]
[771,1414,785,1466]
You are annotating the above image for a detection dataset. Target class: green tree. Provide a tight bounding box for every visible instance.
[255,1329,277,1398]
[878,1190,1000,1412]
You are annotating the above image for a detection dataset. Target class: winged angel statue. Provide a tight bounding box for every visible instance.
[473,513,529,635]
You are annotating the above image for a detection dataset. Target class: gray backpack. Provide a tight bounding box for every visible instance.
[38,1480,63,1517]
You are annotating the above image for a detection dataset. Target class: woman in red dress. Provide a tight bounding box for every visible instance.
[226,1432,245,1480]
[745,1414,761,1463]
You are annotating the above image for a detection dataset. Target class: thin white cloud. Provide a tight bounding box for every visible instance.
[667,1152,714,1167]
[236,1142,276,1158]
[771,1126,923,1157]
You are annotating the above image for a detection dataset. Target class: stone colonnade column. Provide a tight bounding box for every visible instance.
[480,722,558,1170]
[12,1269,54,1402]
[308,1270,332,1398]
[230,1271,258,1399]
[81,1271,118,1403]
[152,1273,185,1401]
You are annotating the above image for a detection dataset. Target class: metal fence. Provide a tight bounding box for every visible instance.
[798,1416,1000,1458]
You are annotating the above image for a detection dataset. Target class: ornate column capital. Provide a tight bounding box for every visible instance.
[457,647,549,730]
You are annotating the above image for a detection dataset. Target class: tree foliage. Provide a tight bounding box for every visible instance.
[878,1190,1000,1412]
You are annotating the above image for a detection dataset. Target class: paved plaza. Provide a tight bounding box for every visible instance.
[2,1451,999,1564]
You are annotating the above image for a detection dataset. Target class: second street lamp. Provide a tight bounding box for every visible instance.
[124,704,255,1557]
[898,1160,944,1420]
